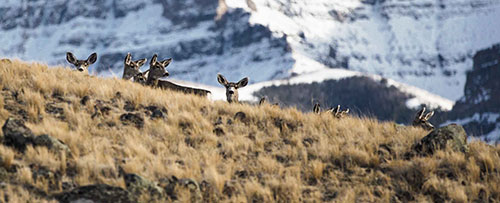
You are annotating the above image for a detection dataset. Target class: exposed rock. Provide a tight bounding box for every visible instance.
[123,173,163,199]
[62,181,77,191]
[123,101,136,112]
[158,176,179,200]
[178,178,202,203]
[1,118,35,151]
[213,127,224,136]
[31,164,61,191]
[80,95,90,105]
[158,176,202,202]
[411,124,469,156]
[234,111,248,123]
[214,117,223,126]
[144,105,168,119]
[45,103,65,119]
[91,101,112,119]
[178,178,200,190]
[119,113,144,128]
[33,134,71,156]
[0,167,9,182]
[55,184,136,203]
[222,180,239,198]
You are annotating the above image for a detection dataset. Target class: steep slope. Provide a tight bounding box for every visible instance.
[442,44,500,143]
[2,0,500,100]
[1,60,500,202]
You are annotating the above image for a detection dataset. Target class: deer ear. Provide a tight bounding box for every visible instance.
[416,107,426,119]
[150,54,158,65]
[259,97,266,105]
[217,74,228,86]
[161,58,172,67]
[142,69,150,78]
[135,58,147,67]
[87,53,97,64]
[124,53,132,65]
[333,105,340,114]
[424,111,434,120]
[237,77,249,88]
[66,52,77,64]
[313,103,320,114]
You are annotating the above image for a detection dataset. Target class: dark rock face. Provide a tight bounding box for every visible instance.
[155,0,217,27]
[144,105,168,119]
[2,118,72,155]
[158,176,179,200]
[442,43,500,140]
[123,173,164,199]
[54,184,136,203]
[411,124,468,156]
[1,118,35,151]
[119,113,144,128]
[234,111,248,122]
[33,134,71,155]
[31,164,61,191]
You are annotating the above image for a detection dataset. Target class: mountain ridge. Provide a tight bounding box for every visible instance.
[3,0,500,100]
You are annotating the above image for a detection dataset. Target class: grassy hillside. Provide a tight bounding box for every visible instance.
[0,59,499,202]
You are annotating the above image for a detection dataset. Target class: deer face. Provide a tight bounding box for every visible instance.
[133,71,148,85]
[146,54,171,83]
[412,107,435,131]
[217,74,249,103]
[66,52,97,72]
[123,53,147,80]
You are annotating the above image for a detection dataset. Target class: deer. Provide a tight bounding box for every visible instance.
[122,53,147,81]
[132,71,148,85]
[66,52,97,73]
[142,54,211,97]
[145,54,171,86]
[217,74,249,103]
[313,103,350,118]
[412,107,435,131]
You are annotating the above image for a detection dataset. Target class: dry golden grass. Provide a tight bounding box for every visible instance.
[0,59,500,202]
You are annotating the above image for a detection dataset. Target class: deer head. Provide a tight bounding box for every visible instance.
[217,74,249,103]
[146,54,172,85]
[326,105,350,118]
[412,107,435,131]
[66,52,97,72]
[123,53,147,80]
[133,70,149,85]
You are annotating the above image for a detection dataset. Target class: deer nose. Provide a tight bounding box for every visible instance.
[78,68,84,72]
[228,90,234,95]
[164,72,169,77]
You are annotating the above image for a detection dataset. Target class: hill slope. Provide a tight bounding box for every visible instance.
[0,60,500,202]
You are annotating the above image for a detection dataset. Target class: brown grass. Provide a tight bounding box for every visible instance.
[0,60,500,202]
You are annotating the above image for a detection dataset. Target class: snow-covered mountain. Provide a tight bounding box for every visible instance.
[2,0,500,101]
[441,44,500,143]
